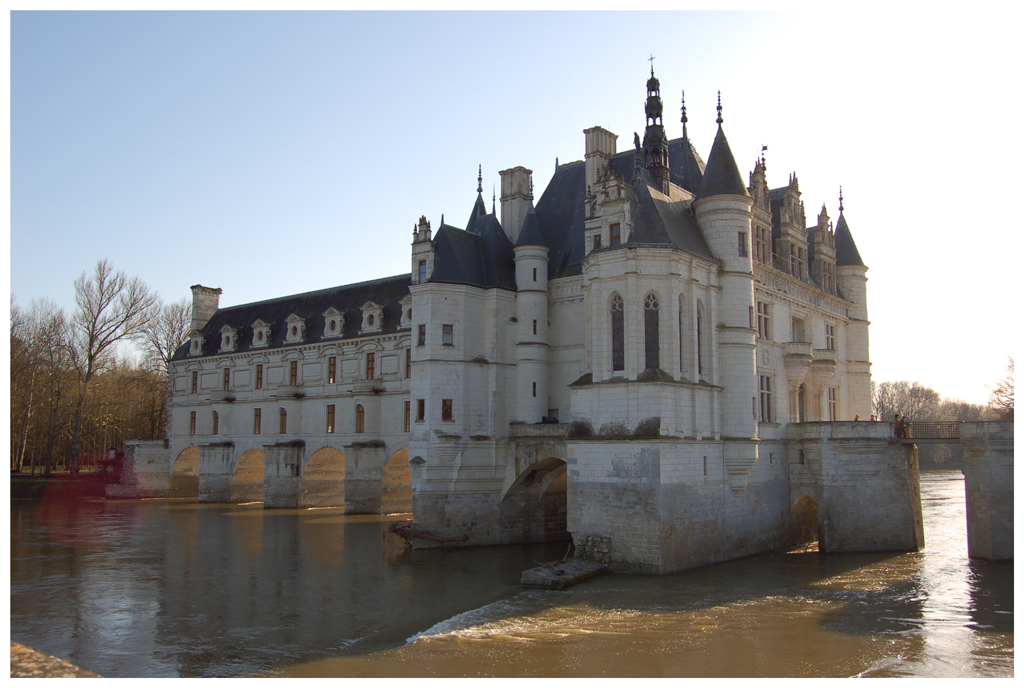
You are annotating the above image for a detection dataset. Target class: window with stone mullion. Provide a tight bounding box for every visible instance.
[644,293,660,371]
[610,294,624,372]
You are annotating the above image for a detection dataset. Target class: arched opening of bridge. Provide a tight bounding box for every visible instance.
[504,458,570,543]
[790,495,819,552]
[300,447,345,508]
[170,447,199,498]
[381,448,412,514]
[231,449,265,504]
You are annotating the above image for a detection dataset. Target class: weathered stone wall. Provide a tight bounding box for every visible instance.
[198,442,236,503]
[262,441,305,508]
[343,443,385,513]
[960,422,1013,561]
[105,440,172,499]
[789,422,923,553]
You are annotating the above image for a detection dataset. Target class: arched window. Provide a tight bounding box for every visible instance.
[644,292,660,371]
[279,408,287,434]
[355,404,365,433]
[610,293,624,372]
[678,294,687,377]
[696,299,706,381]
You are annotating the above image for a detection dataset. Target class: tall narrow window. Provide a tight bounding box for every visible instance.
[418,260,427,284]
[797,384,806,423]
[533,267,537,281]
[644,292,660,371]
[827,387,838,421]
[355,404,365,433]
[592,233,602,251]
[279,407,287,434]
[533,319,537,335]
[759,375,772,423]
[191,371,198,394]
[189,411,196,436]
[696,301,705,379]
[738,232,748,257]
[212,411,219,435]
[328,356,337,384]
[417,324,426,346]
[405,348,411,378]
[610,223,621,246]
[790,245,798,276]
[611,293,624,372]
[404,400,411,432]
[255,364,263,390]
[678,299,685,374]
[253,408,262,435]
[326,404,336,433]
[416,399,425,421]
[223,368,230,391]
[366,352,375,379]
[442,324,453,346]
[757,302,771,340]
[289,360,298,386]
[825,324,836,350]
[441,399,453,421]
[532,381,537,398]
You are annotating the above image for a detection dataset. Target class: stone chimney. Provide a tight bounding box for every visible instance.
[585,126,617,190]
[190,284,222,332]
[499,166,533,244]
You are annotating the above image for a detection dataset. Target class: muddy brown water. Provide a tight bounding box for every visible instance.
[8,470,1013,677]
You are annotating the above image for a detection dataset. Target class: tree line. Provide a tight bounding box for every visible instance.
[10,260,190,474]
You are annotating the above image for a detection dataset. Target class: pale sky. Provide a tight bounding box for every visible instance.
[8,9,1020,405]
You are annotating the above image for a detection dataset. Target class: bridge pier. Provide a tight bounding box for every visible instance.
[960,422,1014,561]
[343,442,385,514]
[198,442,235,503]
[263,441,305,509]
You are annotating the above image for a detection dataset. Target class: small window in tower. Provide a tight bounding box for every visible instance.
[416,398,425,422]
[532,267,537,281]
[418,260,427,284]
[223,368,230,391]
[442,399,453,422]
[253,408,262,435]
[189,411,196,437]
[279,407,287,434]
[368,314,375,327]
[290,326,297,337]
[212,411,219,435]
[533,319,537,335]
[610,223,621,246]
[329,319,336,332]
[257,330,264,342]
[442,324,453,346]
[417,324,426,346]
[592,233,602,251]
[738,232,748,257]
[826,324,836,350]
[355,404,365,433]
[532,381,537,398]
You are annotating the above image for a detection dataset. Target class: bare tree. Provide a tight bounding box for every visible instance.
[987,357,1014,421]
[873,380,941,423]
[140,297,191,374]
[67,260,158,470]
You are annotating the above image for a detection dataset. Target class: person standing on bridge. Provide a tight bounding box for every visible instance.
[894,413,903,438]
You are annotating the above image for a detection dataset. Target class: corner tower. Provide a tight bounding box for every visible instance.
[833,189,872,418]
[692,94,759,492]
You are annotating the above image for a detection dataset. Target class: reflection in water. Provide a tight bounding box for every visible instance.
[9,471,1013,677]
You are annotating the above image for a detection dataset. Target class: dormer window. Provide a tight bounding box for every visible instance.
[189,330,205,356]
[284,313,306,344]
[251,319,271,348]
[399,294,412,329]
[322,307,345,339]
[610,223,621,246]
[219,325,237,353]
[360,301,383,334]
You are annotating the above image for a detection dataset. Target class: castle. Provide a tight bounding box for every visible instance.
[165,70,924,573]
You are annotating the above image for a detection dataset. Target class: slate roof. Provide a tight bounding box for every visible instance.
[695,125,749,200]
[834,211,865,267]
[429,211,516,290]
[171,274,412,361]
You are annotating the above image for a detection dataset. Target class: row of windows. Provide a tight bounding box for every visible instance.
[416,323,454,347]
[755,302,838,350]
[609,292,707,378]
[756,376,840,424]
[187,398,455,437]
[190,351,413,394]
[588,222,623,253]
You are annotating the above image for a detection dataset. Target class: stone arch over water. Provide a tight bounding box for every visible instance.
[300,447,345,508]
[231,449,265,504]
[790,494,819,551]
[503,457,570,543]
[381,448,411,514]
[171,447,199,497]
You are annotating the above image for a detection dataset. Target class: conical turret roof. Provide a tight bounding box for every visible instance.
[516,209,546,247]
[695,125,749,200]
[834,211,865,267]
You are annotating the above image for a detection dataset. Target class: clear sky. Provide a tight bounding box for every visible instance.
[8,9,1020,405]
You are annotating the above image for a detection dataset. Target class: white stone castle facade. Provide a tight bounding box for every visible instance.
[166,71,923,573]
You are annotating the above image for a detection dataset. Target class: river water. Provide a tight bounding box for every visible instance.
[8,470,1013,677]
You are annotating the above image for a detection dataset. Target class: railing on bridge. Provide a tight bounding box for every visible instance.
[903,421,961,441]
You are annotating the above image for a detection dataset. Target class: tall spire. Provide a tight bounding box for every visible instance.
[839,186,844,213]
[680,90,688,139]
[716,91,723,125]
[477,164,482,194]
[642,64,670,193]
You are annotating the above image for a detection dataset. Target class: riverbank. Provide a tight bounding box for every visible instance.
[10,642,98,678]
[10,473,108,500]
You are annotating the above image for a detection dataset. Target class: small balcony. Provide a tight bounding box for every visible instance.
[278,384,305,398]
[783,341,812,359]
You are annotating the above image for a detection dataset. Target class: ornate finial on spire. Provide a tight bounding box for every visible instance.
[492,184,496,214]
[477,165,482,194]
[681,90,688,137]
[761,144,768,169]
[839,186,844,212]
[648,54,655,76]
[716,91,723,125]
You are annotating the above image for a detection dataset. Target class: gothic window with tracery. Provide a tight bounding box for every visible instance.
[644,292,660,371]
[611,293,624,372]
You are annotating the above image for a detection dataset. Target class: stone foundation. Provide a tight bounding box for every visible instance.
[960,422,1013,561]
[105,440,172,499]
